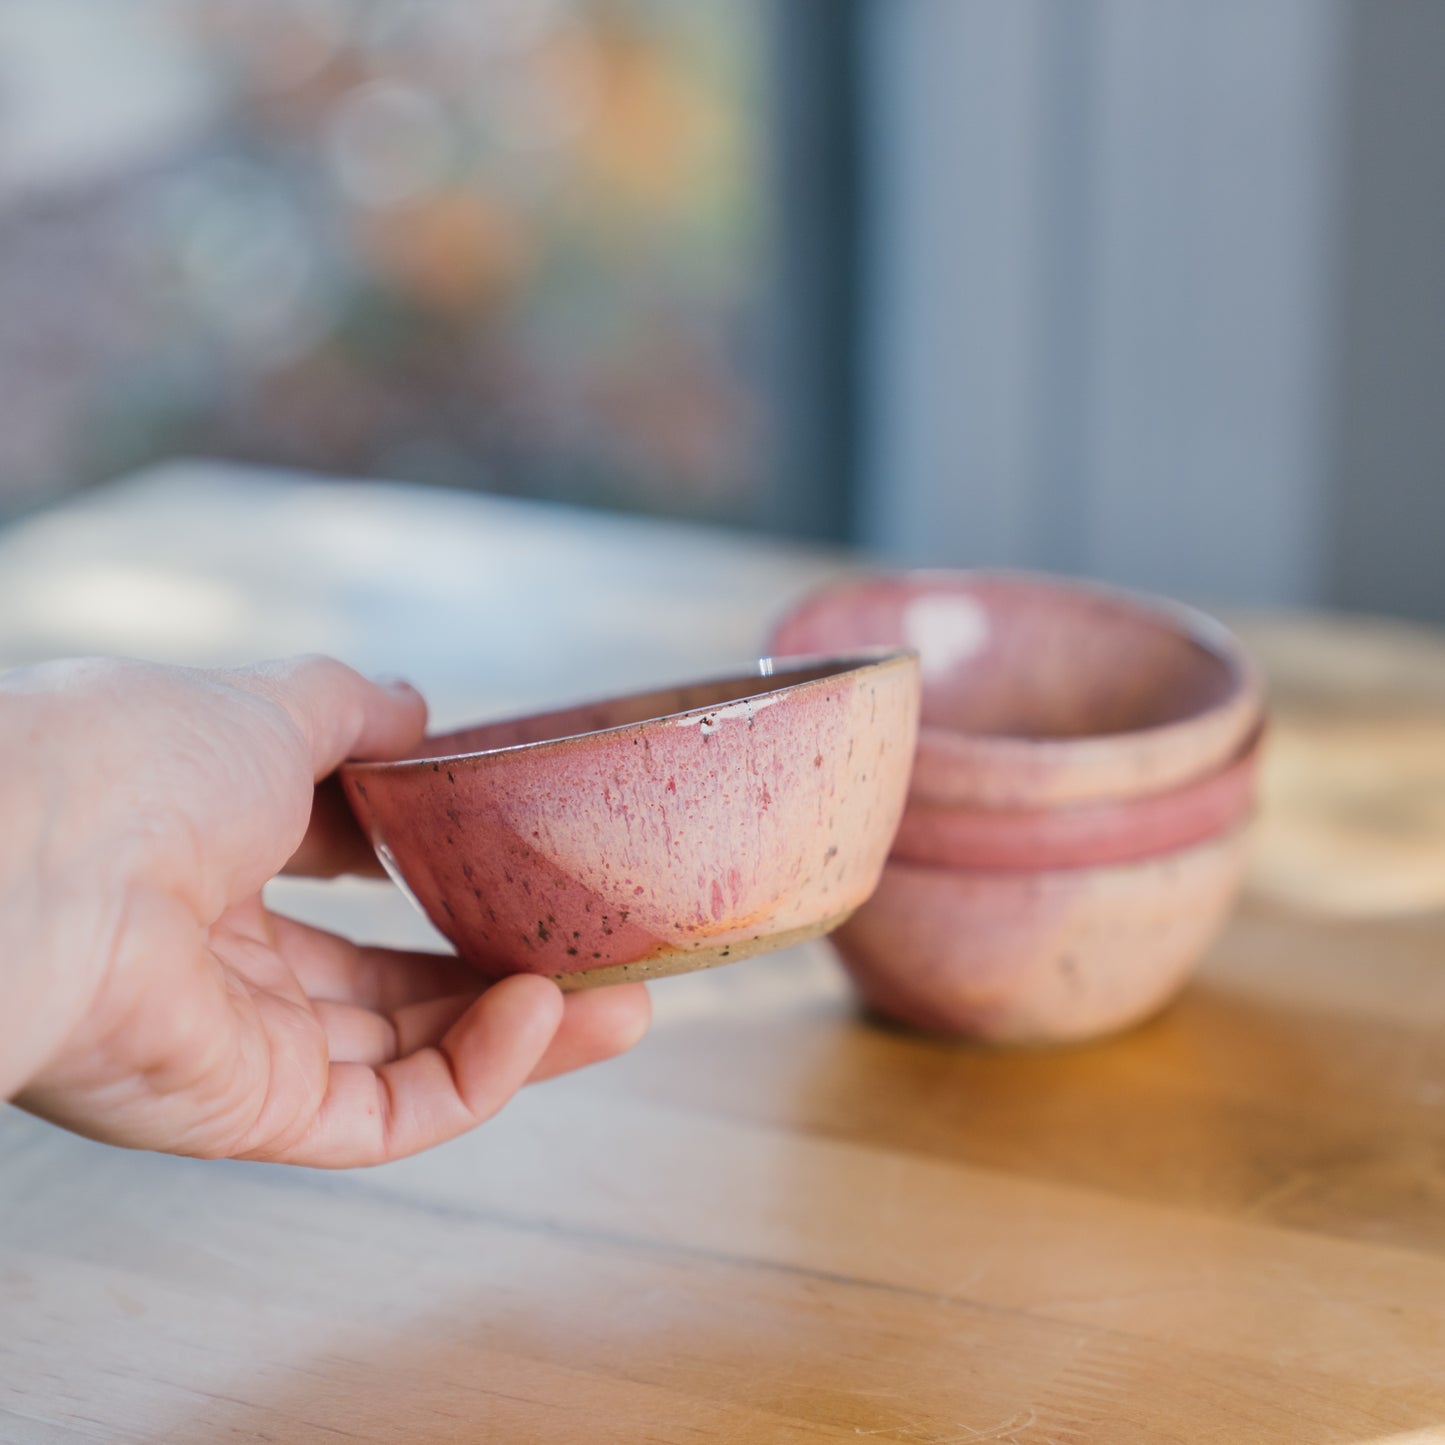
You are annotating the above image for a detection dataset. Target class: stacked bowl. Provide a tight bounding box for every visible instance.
[769,571,1264,1044]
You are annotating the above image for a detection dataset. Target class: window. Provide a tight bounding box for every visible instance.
[0,0,784,528]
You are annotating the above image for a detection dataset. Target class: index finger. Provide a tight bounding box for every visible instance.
[284,774,388,878]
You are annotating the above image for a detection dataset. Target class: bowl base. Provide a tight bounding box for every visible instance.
[549,908,857,990]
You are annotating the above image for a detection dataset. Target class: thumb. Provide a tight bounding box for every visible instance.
[229,655,429,779]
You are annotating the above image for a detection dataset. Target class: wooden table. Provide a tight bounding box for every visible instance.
[3,464,1444,1443]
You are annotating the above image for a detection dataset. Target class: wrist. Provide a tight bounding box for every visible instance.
[0,671,127,1099]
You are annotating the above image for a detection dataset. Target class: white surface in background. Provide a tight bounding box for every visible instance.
[0,461,848,724]
[0,0,213,199]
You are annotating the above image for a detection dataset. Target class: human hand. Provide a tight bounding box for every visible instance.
[1,656,649,1166]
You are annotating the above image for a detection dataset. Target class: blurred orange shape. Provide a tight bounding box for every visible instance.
[359,191,535,316]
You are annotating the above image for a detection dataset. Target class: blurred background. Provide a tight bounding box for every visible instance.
[1,0,1443,618]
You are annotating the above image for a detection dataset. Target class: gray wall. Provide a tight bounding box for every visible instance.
[859,0,1445,619]
[1328,2,1445,622]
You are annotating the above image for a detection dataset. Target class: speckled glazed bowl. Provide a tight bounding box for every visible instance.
[769,571,1262,809]
[831,826,1249,1044]
[341,651,920,988]
[890,724,1263,871]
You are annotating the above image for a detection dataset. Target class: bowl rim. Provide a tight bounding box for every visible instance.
[876,816,1253,888]
[891,721,1265,870]
[770,567,1263,755]
[341,646,919,776]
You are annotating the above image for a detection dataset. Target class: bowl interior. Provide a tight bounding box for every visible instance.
[772,574,1244,742]
[402,655,888,763]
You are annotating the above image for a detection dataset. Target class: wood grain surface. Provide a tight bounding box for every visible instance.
[2,467,1444,1444]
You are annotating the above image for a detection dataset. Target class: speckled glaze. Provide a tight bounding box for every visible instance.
[891,725,1263,871]
[769,571,1263,809]
[341,651,921,987]
[831,827,1249,1044]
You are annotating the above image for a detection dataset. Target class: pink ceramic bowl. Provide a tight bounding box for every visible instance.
[890,724,1263,871]
[830,826,1249,1044]
[769,571,1262,809]
[341,651,920,988]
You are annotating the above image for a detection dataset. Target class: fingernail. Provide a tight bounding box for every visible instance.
[374,674,419,696]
